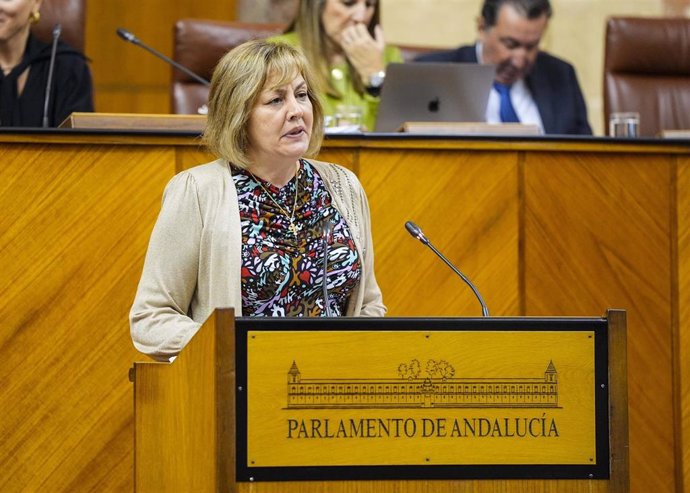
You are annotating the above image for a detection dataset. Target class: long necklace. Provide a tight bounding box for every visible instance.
[249,162,300,236]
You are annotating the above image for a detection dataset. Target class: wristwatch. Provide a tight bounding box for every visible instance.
[366,70,386,96]
[368,70,386,88]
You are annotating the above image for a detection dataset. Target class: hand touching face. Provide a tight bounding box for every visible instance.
[321,0,385,84]
[321,0,376,46]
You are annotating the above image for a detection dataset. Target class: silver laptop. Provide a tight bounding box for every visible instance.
[374,62,495,132]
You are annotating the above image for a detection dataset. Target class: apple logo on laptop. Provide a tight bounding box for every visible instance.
[428,97,440,113]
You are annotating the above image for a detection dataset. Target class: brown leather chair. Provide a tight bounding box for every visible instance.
[32,0,86,52]
[172,19,285,114]
[604,17,690,136]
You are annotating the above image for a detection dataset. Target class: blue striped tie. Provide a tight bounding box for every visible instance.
[493,82,520,123]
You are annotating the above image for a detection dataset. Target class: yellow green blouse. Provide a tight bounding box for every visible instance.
[268,31,403,131]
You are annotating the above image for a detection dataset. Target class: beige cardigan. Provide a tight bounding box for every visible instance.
[130,158,386,360]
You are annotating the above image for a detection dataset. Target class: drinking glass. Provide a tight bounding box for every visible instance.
[334,105,363,129]
[609,112,640,137]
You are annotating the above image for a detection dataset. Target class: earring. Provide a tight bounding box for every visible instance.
[30,11,41,24]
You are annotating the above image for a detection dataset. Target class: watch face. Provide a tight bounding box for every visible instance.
[369,71,385,88]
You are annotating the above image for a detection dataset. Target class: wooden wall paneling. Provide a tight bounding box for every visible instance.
[315,143,359,172]
[177,146,216,172]
[5,135,684,492]
[0,143,176,492]
[86,1,237,114]
[358,148,520,317]
[523,152,674,493]
[677,154,690,493]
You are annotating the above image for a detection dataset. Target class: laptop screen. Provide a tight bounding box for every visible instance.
[374,62,495,132]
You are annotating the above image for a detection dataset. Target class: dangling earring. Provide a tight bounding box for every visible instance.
[29,11,41,24]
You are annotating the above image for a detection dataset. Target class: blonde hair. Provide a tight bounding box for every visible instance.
[203,40,324,168]
[290,0,381,98]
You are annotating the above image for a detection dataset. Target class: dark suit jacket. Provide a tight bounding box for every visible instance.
[416,45,592,135]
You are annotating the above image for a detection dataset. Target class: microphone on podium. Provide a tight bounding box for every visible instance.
[405,220,490,317]
[42,24,61,128]
[115,28,210,86]
[321,221,334,317]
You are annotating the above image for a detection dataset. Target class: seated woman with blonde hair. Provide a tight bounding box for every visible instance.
[270,0,402,131]
[130,40,386,361]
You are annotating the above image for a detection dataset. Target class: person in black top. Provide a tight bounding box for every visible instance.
[0,1,93,127]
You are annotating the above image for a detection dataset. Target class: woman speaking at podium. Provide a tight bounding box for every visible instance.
[0,0,93,127]
[130,40,386,361]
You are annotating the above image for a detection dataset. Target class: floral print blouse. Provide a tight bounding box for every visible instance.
[232,160,361,316]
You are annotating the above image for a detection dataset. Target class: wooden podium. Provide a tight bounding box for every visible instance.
[131,310,629,493]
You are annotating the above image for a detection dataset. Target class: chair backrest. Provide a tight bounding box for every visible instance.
[31,0,86,52]
[172,19,285,114]
[604,16,690,136]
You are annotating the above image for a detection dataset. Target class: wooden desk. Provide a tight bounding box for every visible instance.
[0,130,688,492]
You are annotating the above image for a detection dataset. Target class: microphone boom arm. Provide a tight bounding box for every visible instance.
[322,221,333,317]
[425,241,490,317]
[116,28,210,86]
[42,24,61,128]
[405,220,489,317]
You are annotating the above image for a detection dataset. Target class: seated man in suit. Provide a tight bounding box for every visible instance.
[416,0,592,135]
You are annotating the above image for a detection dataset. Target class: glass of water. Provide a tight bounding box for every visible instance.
[609,112,640,138]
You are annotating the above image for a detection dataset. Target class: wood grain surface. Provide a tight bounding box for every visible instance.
[0,142,174,491]
[85,1,237,114]
[677,154,690,493]
[524,152,675,490]
[135,311,623,493]
[358,148,519,317]
[0,134,687,492]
